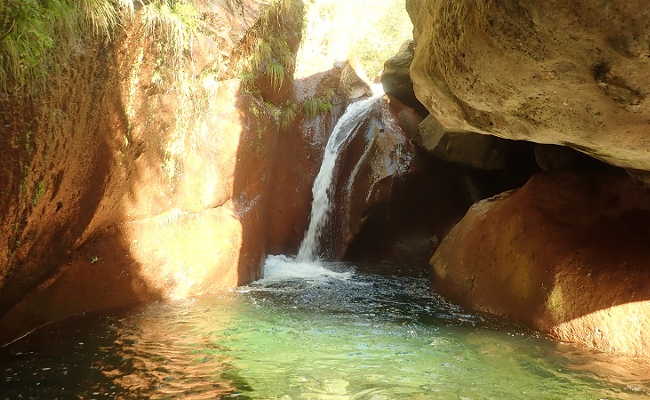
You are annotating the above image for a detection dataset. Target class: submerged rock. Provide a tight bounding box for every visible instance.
[431,171,650,356]
[406,0,650,171]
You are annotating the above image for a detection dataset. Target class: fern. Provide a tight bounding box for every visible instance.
[280,102,299,128]
[0,0,200,93]
[303,96,333,119]
[265,61,285,92]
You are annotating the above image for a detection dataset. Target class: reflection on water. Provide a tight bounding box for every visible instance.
[2,261,650,399]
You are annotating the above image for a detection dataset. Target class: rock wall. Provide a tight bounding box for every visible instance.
[406,0,650,171]
[431,171,650,356]
[0,0,305,344]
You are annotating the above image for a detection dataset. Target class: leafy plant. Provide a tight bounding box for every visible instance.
[280,102,299,129]
[303,96,333,119]
[232,0,303,99]
[0,0,200,93]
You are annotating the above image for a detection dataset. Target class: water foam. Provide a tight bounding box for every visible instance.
[257,255,352,283]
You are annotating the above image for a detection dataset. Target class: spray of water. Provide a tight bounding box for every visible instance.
[297,91,383,262]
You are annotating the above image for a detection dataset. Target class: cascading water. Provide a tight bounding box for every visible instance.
[262,88,384,280]
[296,90,384,262]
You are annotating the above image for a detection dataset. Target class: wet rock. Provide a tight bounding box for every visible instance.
[431,171,650,357]
[266,64,354,254]
[406,0,650,171]
[338,62,372,100]
[323,97,416,259]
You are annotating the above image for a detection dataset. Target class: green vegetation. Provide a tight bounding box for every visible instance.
[247,99,300,131]
[350,0,412,78]
[280,102,299,129]
[236,0,303,96]
[0,0,200,92]
[303,96,332,119]
[32,180,46,206]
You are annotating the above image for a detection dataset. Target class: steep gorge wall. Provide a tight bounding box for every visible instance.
[0,0,306,344]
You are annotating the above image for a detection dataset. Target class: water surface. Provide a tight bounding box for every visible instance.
[2,258,649,399]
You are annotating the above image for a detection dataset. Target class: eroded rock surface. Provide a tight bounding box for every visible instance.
[381,40,427,115]
[431,171,650,356]
[267,63,365,254]
[406,0,650,170]
[0,0,303,344]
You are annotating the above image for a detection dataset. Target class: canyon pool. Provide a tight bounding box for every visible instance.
[1,257,649,400]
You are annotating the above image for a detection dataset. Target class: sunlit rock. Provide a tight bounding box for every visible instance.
[431,171,650,356]
[406,0,650,170]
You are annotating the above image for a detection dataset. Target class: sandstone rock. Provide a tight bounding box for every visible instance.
[345,157,474,270]
[431,171,650,356]
[417,114,539,172]
[0,0,303,344]
[338,62,372,100]
[406,0,650,171]
[418,116,508,170]
[381,40,427,114]
[534,144,606,171]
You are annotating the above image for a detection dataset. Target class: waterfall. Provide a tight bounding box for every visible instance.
[297,92,383,262]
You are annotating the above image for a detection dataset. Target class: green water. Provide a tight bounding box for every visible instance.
[1,261,649,399]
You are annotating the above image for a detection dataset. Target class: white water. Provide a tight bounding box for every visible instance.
[296,92,383,262]
[257,255,353,283]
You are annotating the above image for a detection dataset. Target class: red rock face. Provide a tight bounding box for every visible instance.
[431,171,650,357]
[0,2,302,344]
[265,70,350,255]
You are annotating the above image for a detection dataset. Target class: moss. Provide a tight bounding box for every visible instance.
[32,180,46,206]
[0,0,200,93]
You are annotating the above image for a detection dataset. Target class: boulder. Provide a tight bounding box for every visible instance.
[406,0,650,171]
[418,116,510,170]
[534,144,605,171]
[417,115,539,174]
[431,171,650,356]
[381,40,427,114]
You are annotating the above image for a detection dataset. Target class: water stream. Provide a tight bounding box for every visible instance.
[297,93,383,262]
